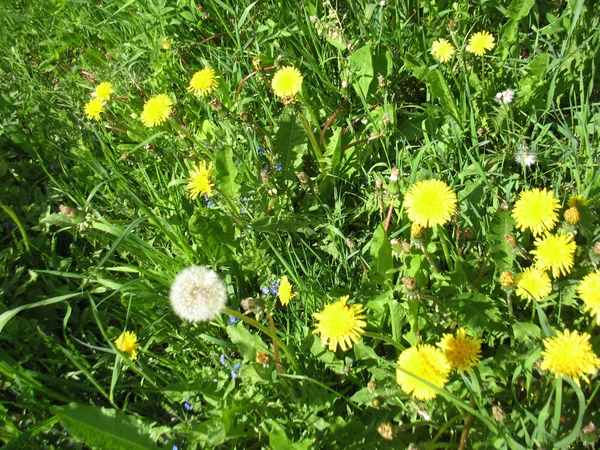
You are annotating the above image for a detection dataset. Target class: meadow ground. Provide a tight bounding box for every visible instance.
[1,0,600,449]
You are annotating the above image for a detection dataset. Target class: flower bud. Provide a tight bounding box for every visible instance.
[564,206,580,225]
[492,405,507,423]
[504,234,517,248]
[252,57,262,71]
[345,238,356,250]
[411,223,424,239]
[401,241,411,253]
[377,423,393,440]
[296,171,309,184]
[499,271,514,287]
[401,276,417,291]
[58,205,78,218]
[255,351,270,366]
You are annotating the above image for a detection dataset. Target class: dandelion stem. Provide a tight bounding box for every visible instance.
[320,97,347,145]
[458,398,476,450]
[341,133,383,153]
[224,307,299,372]
[213,186,244,227]
[267,312,283,375]
[421,246,439,274]
[384,198,394,234]
[437,225,454,271]
[342,98,383,135]
[506,291,514,316]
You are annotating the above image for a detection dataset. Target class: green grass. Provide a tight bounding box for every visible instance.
[1,0,600,448]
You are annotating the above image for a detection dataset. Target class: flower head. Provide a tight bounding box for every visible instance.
[564,207,580,225]
[437,329,482,373]
[431,38,456,63]
[540,329,600,386]
[495,88,515,104]
[169,266,228,322]
[578,270,600,325]
[278,276,296,306]
[188,67,219,96]
[568,194,589,208]
[466,31,495,56]
[515,267,552,302]
[403,179,457,227]
[84,98,104,121]
[500,271,515,287]
[140,94,173,127]
[531,232,576,278]
[272,66,303,99]
[312,296,367,352]
[396,344,451,400]
[511,188,560,236]
[114,331,140,360]
[95,82,113,101]
[187,161,214,200]
[514,143,537,167]
[162,38,172,50]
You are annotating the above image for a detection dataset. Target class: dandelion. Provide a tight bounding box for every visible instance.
[578,270,600,325]
[140,94,173,127]
[431,38,456,63]
[396,344,451,400]
[466,31,495,56]
[515,267,552,302]
[531,232,576,278]
[187,161,214,200]
[162,38,172,50]
[514,143,537,167]
[271,66,303,99]
[568,194,588,208]
[437,329,482,373]
[564,207,580,225]
[511,188,560,236]
[94,82,113,101]
[278,276,296,306]
[114,331,140,360]
[499,271,515,287]
[313,296,367,352]
[495,88,515,104]
[403,179,457,228]
[84,98,104,121]
[188,67,219,96]
[169,266,228,323]
[540,329,600,386]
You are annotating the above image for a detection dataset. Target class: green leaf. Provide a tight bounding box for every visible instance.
[269,428,312,450]
[275,111,308,180]
[188,208,236,264]
[512,322,541,343]
[488,211,515,273]
[506,0,535,20]
[369,223,393,282]
[0,293,80,333]
[348,45,373,97]
[52,403,159,450]
[426,69,459,121]
[226,325,268,361]
[215,146,240,198]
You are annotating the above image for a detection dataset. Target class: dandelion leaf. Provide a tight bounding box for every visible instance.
[426,69,459,122]
[368,223,393,284]
[348,45,373,97]
[489,210,515,273]
[215,146,240,198]
[269,428,312,450]
[226,325,268,361]
[275,111,308,180]
[52,403,159,450]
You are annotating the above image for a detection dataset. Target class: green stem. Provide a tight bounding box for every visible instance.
[437,226,454,271]
[224,307,299,372]
[297,111,323,163]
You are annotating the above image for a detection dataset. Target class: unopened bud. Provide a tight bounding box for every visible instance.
[564,206,580,225]
[255,351,270,366]
[209,98,223,111]
[161,39,172,50]
[120,153,129,161]
[341,80,349,89]
[411,223,424,239]
[464,227,474,240]
[240,297,256,312]
[401,276,417,291]
[296,172,309,184]
[372,398,380,407]
[383,112,390,127]
[238,110,248,121]
[389,167,400,182]
[582,422,597,435]
[594,242,600,255]
[260,169,269,182]
[375,178,383,189]
[492,405,507,423]
[500,271,514,287]
[345,238,356,250]
[499,201,510,211]
[390,238,400,246]
[252,57,262,71]
[367,381,377,391]
[58,205,77,218]
[377,423,393,440]
[377,74,386,87]
[401,241,411,253]
[504,234,517,248]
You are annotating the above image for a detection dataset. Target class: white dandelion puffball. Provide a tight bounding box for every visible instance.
[495,88,515,104]
[170,266,228,322]
[515,143,537,167]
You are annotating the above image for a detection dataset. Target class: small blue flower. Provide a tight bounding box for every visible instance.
[242,197,251,203]
[228,316,239,325]
[234,362,242,370]
[275,163,282,171]
[173,446,179,450]
[183,402,192,412]
[261,286,270,295]
[231,370,238,379]
[49,165,55,171]
[240,208,247,215]
[272,280,280,288]
[270,287,279,295]
[207,201,215,207]
[220,354,226,366]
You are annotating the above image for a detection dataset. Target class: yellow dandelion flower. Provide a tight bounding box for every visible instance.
[540,329,600,386]
[278,276,296,306]
[94,82,113,101]
[431,38,456,63]
[140,94,173,127]
[272,66,303,99]
[515,267,552,302]
[567,194,588,208]
[564,207,580,225]
[312,296,367,352]
[499,271,515,287]
[511,188,560,236]
[187,161,213,200]
[403,179,457,228]
[188,67,219,96]
[437,329,482,373]
[466,31,495,56]
[531,232,576,278]
[162,38,172,50]
[578,270,600,325]
[84,98,104,121]
[411,222,424,238]
[396,344,451,400]
[114,331,140,360]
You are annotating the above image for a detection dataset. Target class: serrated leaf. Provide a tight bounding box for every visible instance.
[369,223,393,282]
[52,403,159,450]
[215,146,240,198]
[426,69,459,121]
[512,322,541,342]
[226,325,268,361]
[348,45,373,97]
[275,111,308,180]
[489,211,515,272]
[269,428,312,450]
